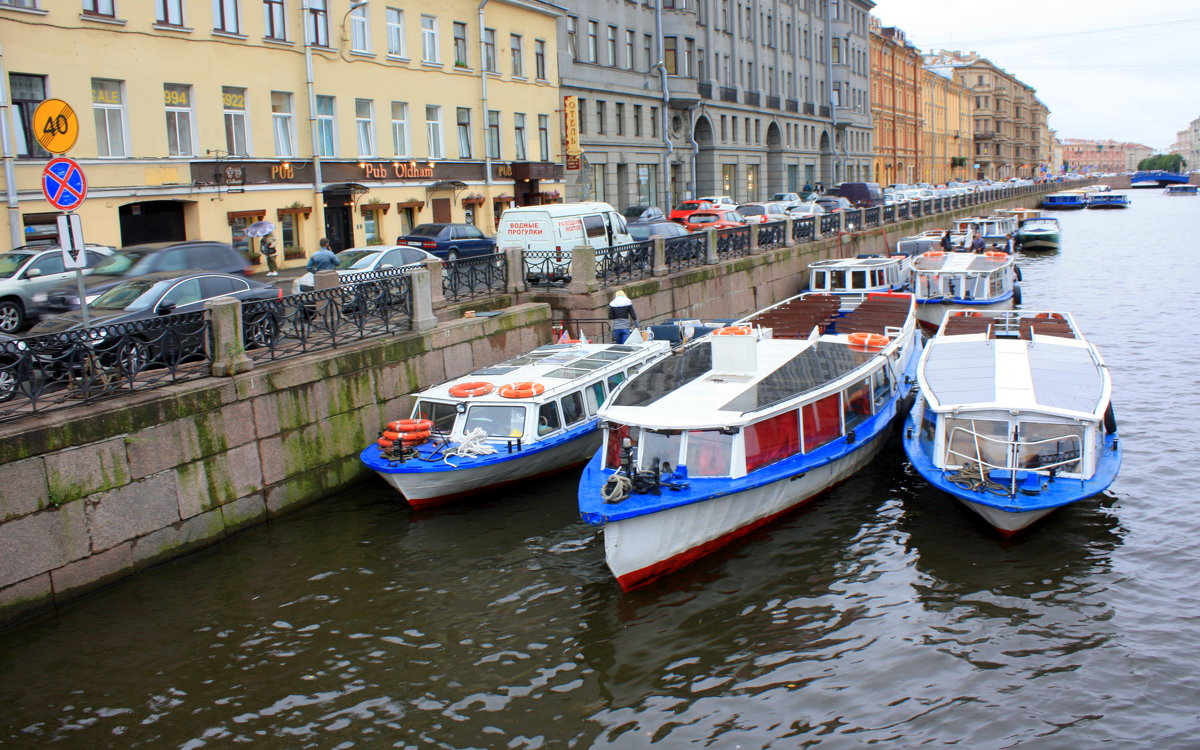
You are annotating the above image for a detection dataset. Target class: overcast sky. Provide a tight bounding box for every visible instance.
[870,0,1200,151]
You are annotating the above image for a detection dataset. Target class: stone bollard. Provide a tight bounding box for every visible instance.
[208,296,253,376]
[704,228,719,264]
[408,267,438,331]
[504,245,527,294]
[314,269,340,291]
[567,245,596,294]
[652,237,667,277]
[749,223,760,253]
[423,258,445,309]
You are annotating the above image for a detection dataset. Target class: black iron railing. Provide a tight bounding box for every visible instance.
[664,233,707,272]
[863,206,881,228]
[442,252,508,302]
[716,225,751,257]
[791,216,815,242]
[757,220,786,250]
[842,209,864,232]
[820,213,841,235]
[596,241,654,287]
[523,249,571,286]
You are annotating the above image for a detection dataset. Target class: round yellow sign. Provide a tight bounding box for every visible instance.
[33,99,79,154]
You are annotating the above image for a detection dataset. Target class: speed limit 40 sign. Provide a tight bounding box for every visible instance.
[33,99,79,154]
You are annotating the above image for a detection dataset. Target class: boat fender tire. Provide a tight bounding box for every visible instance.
[499,381,546,398]
[1013,285,1022,305]
[1104,404,1118,434]
[449,381,495,398]
[1014,265,1023,282]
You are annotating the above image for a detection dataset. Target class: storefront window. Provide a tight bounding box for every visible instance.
[363,209,381,244]
[280,213,298,252]
[636,163,657,206]
[721,164,735,198]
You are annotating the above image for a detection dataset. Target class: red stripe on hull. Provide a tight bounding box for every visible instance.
[400,459,588,510]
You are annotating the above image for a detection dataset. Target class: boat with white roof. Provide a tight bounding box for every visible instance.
[1086,192,1130,209]
[1015,216,1062,252]
[909,249,1021,331]
[578,291,921,590]
[807,255,910,296]
[1040,192,1088,210]
[903,309,1120,534]
[953,215,1018,250]
[1164,184,1197,196]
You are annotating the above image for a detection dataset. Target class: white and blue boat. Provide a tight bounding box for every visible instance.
[807,255,910,296]
[1164,184,1198,196]
[953,214,1018,250]
[1040,192,1088,210]
[578,291,920,590]
[903,309,1121,534]
[363,337,676,508]
[1086,192,1130,209]
[909,249,1021,331]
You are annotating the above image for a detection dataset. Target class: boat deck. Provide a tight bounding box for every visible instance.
[748,294,841,339]
[941,313,1079,339]
[829,294,913,336]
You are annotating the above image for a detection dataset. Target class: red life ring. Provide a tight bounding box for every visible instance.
[984,250,1008,259]
[952,311,983,318]
[386,418,434,433]
[448,381,494,398]
[847,331,890,349]
[499,381,546,399]
[1035,312,1064,320]
[923,250,946,257]
[713,325,753,336]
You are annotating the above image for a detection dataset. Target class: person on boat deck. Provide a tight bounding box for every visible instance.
[970,234,986,253]
[940,231,953,252]
[609,290,639,344]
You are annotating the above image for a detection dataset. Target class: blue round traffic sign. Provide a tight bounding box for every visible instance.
[42,157,87,211]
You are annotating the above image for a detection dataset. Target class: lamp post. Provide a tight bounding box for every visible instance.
[302,0,327,241]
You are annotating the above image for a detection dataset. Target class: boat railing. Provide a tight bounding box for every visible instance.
[945,427,1085,495]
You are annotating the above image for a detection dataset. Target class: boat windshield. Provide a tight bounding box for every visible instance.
[413,400,457,434]
[465,404,526,437]
[638,431,682,473]
[685,430,734,476]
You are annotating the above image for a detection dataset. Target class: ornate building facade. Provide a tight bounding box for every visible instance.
[869,19,921,186]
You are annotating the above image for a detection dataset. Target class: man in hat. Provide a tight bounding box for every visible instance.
[608,289,639,344]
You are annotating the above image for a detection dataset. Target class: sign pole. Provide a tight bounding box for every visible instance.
[55,212,89,327]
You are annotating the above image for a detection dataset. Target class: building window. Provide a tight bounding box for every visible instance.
[486,110,501,159]
[158,0,184,26]
[456,107,472,158]
[316,94,335,156]
[596,101,605,135]
[271,91,295,157]
[624,30,635,69]
[587,21,598,62]
[511,34,524,77]
[306,0,328,46]
[607,25,617,66]
[453,21,468,66]
[279,212,298,251]
[615,102,624,136]
[84,0,115,18]
[363,209,382,244]
[633,104,642,137]
[349,5,369,53]
[514,113,527,160]
[577,98,586,134]
[391,101,409,156]
[538,114,549,161]
[591,164,606,202]
[213,0,239,34]
[565,16,577,59]
[92,78,127,158]
[355,99,375,156]
[8,73,48,159]
[483,28,497,72]
[387,8,405,57]
[643,33,653,71]
[664,36,677,75]
[636,163,657,205]
[535,39,546,79]
[425,104,443,158]
[722,164,735,197]
[421,15,439,63]
[163,84,194,157]
[223,86,249,156]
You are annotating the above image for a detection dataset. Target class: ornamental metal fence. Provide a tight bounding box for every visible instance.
[523,249,571,286]
[820,213,841,235]
[596,241,655,287]
[716,225,751,257]
[442,252,508,302]
[757,220,787,250]
[791,216,816,242]
[664,233,707,272]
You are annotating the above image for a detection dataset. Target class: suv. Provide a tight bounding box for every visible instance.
[0,244,116,333]
[395,223,496,260]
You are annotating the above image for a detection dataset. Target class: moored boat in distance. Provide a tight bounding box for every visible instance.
[578,291,921,590]
[909,250,1021,331]
[953,214,1018,250]
[363,335,682,508]
[903,309,1121,534]
[807,254,910,296]
[1040,192,1088,210]
[1015,216,1062,252]
[1086,192,1130,209]
[1164,184,1198,196]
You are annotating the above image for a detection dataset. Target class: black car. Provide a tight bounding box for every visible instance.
[627,220,691,241]
[621,205,666,222]
[34,240,251,316]
[0,333,28,402]
[395,223,495,261]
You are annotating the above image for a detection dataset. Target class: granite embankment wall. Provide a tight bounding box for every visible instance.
[0,193,1041,626]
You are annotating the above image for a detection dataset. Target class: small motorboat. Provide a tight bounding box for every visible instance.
[1086,192,1130,209]
[909,249,1021,331]
[1040,192,1088,210]
[1164,184,1197,196]
[903,309,1121,534]
[1015,216,1061,252]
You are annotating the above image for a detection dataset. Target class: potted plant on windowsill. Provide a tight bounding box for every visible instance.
[245,250,262,265]
[283,244,305,259]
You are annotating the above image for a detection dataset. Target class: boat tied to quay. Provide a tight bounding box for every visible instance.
[909,249,1021,331]
[1015,216,1062,252]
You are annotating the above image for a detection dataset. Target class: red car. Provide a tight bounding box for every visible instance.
[681,210,747,232]
[668,199,716,224]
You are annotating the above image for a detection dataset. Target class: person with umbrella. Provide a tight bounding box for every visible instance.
[244,220,278,276]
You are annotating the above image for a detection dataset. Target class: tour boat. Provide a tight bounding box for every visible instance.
[578,291,921,590]
[1040,192,1088,210]
[362,336,678,508]
[953,214,1018,250]
[902,310,1121,534]
[909,249,1021,331]
[895,230,965,256]
[1015,216,1062,252]
[1086,192,1130,209]
[1164,184,1197,196]
[807,255,910,296]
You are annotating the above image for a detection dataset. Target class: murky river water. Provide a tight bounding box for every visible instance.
[3,190,1200,748]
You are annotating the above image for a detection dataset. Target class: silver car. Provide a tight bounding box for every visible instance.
[0,244,115,333]
[291,245,440,294]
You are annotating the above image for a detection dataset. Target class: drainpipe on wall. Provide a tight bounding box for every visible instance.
[654,0,674,207]
[0,44,23,249]
[688,106,699,199]
[302,1,326,237]
[479,0,494,217]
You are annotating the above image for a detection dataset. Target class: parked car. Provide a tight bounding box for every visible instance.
[833,182,884,207]
[0,244,116,333]
[815,196,853,213]
[621,205,666,222]
[786,202,825,217]
[668,199,716,224]
[696,195,736,206]
[681,210,746,232]
[0,333,27,402]
[628,220,691,241]
[291,245,439,294]
[33,240,251,318]
[735,203,789,224]
[769,192,802,203]
[395,223,496,261]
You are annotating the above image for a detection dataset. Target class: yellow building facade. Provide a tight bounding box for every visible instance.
[869,21,921,187]
[919,68,972,185]
[1,0,564,267]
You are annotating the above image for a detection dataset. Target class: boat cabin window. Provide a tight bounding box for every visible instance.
[465,404,526,437]
[537,402,562,436]
[1016,422,1084,474]
[830,270,847,289]
[584,381,606,414]
[639,431,682,473]
[607,371,626,392]
[561,391,586,426]
[851,270,867,289]
[919,399,937,445]
[944,417,1008,469]
[843,378,872,431]
[414,400,458,434]
[605,423,638,468]
[811,270,828,290]
[685,430,734,477]
[745,410,801,472]
[802,393,843,452]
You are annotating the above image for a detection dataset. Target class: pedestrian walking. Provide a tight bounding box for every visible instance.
[261,234,279,276]
[307,238,338,272]
[608,289,638,344]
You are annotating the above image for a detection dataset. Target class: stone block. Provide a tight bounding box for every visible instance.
[124,421,195,479]
[86,473,180,553]
[44,437,130,506]
[0,502,90,588]
[0,456,48,522]
[176,442,264,519]
[0,573,53,624]
[373,360,414,404]
[441,342,474,381]
[50,540,134,599]
[130,510,227,569]
[265,455,367,517]
[220,493,268,534]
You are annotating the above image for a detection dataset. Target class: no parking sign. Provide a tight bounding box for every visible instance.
[42,157,87,211]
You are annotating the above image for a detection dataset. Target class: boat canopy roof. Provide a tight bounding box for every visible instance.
[1022,217,1060,229]
[910,252,1010,272]
[809,256,904,271]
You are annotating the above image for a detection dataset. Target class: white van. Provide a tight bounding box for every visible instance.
[496,202,632,283]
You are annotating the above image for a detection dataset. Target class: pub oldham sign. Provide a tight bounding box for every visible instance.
[191,160,483,186]
[360,162,435,179]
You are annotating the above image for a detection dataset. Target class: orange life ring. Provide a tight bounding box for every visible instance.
[499,381,546,399]
[448,381,494,398]
[952,311,983,318]
[984,250,1008,259]
[713,325,753,336]
[1035,312,1064,320]
[847,331,890,349]
[923,251,946,257]
[387,418,434,433]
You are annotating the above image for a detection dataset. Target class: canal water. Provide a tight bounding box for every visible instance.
[3,190,1199,748]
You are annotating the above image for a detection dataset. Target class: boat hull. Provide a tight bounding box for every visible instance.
[916,296,1014,331]
[1016,233,1060,251]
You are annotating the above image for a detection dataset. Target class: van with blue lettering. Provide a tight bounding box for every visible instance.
[496,202,632,284]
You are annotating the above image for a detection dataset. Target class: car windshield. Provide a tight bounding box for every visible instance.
[674,202,704,211]
[407,225,444,237]
[336,250,378,270]
[737,205,765,215]
[90,278,169,311]
[0,251,36,278]
[92,249,153,276]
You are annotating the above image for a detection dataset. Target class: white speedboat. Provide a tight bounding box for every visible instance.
[578,291,921,590]
[808,255,910,296]
[1015,217,1061,252]
[903,310,1121,534]
[909,250,1021,331]
[362,337,678,508]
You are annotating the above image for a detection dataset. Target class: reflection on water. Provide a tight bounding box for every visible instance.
[4,191,1200,747]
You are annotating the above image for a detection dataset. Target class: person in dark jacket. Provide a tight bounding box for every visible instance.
[940,230,954,252]
[608,289,638,344]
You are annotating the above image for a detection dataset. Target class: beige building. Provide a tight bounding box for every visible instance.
[919,67,972,185]
[1,0,563,266]
[1060,139,1153,174]
[870,20,922,186]
[1170,118,1199,169]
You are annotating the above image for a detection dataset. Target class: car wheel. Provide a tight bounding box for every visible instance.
[0,360,17,402]
[447,250,459,262]
[0,300,24,334]
[118,339,152,376]
[245,314,278,349]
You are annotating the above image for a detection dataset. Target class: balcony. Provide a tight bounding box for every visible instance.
[819,105,831,117]
[667,78,702,109]
[766,95,780,110]
[786,98,799,113]
[744,90,760,106]
[974,131,997,140]
[803,102,815,115]
[720,86,738,103]
[699,82,713,99]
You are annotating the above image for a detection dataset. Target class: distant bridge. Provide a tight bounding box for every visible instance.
[1130,170,1190,187]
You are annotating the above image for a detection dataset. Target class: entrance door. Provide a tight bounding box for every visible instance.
[323,201,353,252]
[515,180,540,207]
[119,201,187,245]
[432,197,452,222]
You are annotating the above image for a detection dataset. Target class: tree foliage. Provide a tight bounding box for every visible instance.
[1137,154,1188,172]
